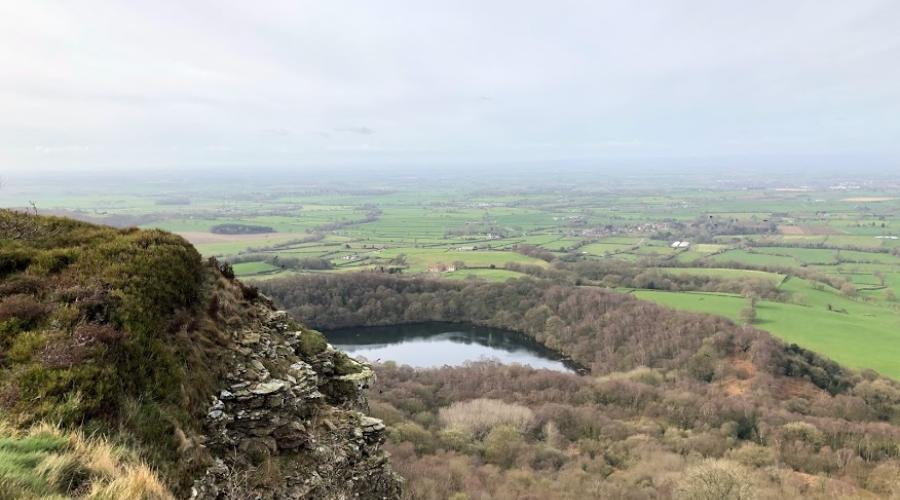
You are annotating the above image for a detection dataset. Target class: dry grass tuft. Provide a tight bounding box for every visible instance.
[0,423,174,499]
[88,464,173,500]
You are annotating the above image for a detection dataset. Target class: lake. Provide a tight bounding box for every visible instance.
[324,322,577,373]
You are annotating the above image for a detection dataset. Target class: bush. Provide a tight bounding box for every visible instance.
[27,249,76,276]
[867,460,900,496]
[0,247,33,278]
[439,399,534,438]
[483,425,525,468]
[0,216,216,491]
[781,421,823,447]
[726,443,775,468]
[0,275,44,297]
[0,294,48,328]
[675,459,755,500]
[437,428,476,453]
[390,422,434,454]
[297,330,328,358]
[852,379,900,421]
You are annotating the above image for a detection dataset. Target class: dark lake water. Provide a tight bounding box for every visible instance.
[325,322,576,373]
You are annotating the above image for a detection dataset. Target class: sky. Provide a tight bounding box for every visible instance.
[1,0,899,173]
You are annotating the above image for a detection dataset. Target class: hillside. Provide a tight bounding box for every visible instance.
[0,210,401,498]
[5,209,900,498]
[261,273,900,498]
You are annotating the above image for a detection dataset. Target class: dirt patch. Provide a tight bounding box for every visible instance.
[777,377,826,400]
[719,358,756,396]
[779,225,805,235]
[177,231,309,245]
[842,197,896,202]
[722,378,751,396]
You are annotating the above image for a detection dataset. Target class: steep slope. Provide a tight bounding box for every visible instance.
[190,283,401,498]
[0,210,401,498]
[261,273,900,498]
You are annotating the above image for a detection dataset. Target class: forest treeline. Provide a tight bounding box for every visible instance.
[652,216,778,243]
[210,223,275,234]
[261,273,855,391]
[226,253,333,270]
[501,258,851,300]
[261,273,735,374]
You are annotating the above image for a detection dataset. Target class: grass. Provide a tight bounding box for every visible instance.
[633,290,746,321]
[10,180,900,380]
[708,249,798,267]
[635,277,900,378]
[0,424,172,499]
[691,244,727,254]
[376,247,547,273]
[232,261,280,277]
[443,269,527,282]
[655,267,785,284]
[753,247,841,264]
[580,243,634,256]
[0,212,224,490]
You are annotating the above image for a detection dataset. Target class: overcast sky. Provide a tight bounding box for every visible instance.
[1,0,899,172]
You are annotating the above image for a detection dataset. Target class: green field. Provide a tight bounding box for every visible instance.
[636,277,900,378]
[232,261,281,277]
[9,175,900,379]
[655,267,785,284]
[443,269,527,282]
[375,247,547,273]
[707,249,799,267]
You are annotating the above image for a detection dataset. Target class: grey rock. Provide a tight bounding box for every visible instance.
[249,380,286,395]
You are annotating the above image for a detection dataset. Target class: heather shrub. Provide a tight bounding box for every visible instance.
[0,213,216,490]
[0,294,48,327]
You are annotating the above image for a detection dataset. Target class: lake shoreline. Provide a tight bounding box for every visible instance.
[324,321,587,374]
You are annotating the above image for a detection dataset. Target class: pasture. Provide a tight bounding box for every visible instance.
[8,176,900,378]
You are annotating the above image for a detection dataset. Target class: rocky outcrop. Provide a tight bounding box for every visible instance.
[191,308,402,499]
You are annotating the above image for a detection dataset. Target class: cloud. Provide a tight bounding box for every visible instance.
[334,126,375,135]
[0,0,898,171]
[262,128,292,137]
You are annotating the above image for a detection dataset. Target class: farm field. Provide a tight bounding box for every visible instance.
[636,277,900,378]
[231,261,281,277]
[654,267,786,284]
[6,174,900,378]
[443,268,528,282]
